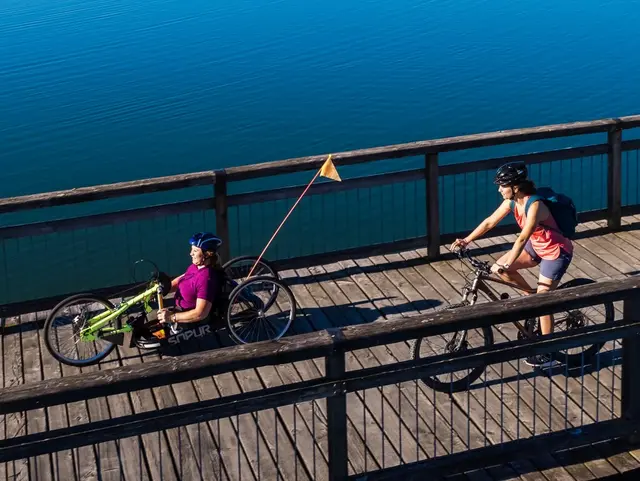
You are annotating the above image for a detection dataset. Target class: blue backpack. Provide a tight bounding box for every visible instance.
[512,187,578,239]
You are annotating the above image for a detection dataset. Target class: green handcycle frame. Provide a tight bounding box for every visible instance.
[77,281,164,342]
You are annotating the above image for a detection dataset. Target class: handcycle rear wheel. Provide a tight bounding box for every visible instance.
[223,255,279,280]
[410,303,494,393]
[44,293,122,367]
[226,275,296,344]
[223,255,280,311]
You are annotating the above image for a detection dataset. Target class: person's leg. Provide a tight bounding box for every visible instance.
[536,250,573,335]
[536,274,560,335]
[495,242,539,293]
[524,274,561,368]
[525,250,572,368]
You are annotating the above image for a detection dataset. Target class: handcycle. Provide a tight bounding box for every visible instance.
[44,255,296,367]
[410,246,614,393]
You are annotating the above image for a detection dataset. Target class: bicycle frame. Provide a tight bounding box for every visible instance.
[79,282,162,341]
[459,266,538,339]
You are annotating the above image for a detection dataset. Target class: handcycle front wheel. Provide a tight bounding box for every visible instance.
[410,302,494,393]
[44,293,122,367]
[226,275,296,344]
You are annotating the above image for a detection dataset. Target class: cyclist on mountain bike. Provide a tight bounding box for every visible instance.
[451,162,574,367]
[135,232,225,349]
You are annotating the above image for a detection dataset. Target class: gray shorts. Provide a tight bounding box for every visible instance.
[524,240,572,281]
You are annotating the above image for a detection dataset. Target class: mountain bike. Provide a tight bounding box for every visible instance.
[44,255,296,367]
[410,247,614,393]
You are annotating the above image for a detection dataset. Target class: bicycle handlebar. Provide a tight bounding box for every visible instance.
[454,247,502,275]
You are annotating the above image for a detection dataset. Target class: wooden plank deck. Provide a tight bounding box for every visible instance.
[2,216,640,480]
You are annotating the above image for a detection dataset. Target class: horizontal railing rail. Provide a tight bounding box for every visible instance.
[0,171,217,214]
[0,276,639,479]
[1,115,640,214]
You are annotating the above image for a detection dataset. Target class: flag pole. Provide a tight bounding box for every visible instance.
[246,162,327,279]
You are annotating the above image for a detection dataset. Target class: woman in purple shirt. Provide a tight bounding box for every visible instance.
[136,232,223,349]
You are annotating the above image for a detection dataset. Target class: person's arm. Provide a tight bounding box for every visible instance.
[497,200,546,268]
[169,274,185,294]
[452,200,512,249]
[172,298,212,323]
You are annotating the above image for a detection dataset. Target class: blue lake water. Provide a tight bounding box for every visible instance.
[2,0,640,303]
[2,0,640,196]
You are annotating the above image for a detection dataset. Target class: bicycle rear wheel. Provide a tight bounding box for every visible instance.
[410,303,494,393]
[550,277,615,366]
[44,294,122,367]
[226,276,296,344]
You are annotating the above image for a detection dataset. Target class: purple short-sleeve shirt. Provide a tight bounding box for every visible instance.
[174,264,219,310]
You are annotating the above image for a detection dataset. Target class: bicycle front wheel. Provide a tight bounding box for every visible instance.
[226,276,296,344]
[44,294,122,367]
[410,303,494,393]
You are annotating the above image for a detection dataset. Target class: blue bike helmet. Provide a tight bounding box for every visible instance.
[189,232,222,252]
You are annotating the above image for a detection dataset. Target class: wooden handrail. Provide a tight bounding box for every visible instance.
[0,171,216,214]
[1,114,639,214]
[224,115,640,181]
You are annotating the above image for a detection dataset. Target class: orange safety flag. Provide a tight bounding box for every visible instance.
[319,154,342,182]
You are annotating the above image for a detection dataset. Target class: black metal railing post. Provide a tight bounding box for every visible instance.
[621,296,640,442]
[214,170,231,262]
[607,126,623,229]
[326,347,348,481]
[426,153,440,260]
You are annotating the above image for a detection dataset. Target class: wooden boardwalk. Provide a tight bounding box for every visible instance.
[2,216,640,480]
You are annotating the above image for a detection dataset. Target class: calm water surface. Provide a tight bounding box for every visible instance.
[1,0,640,197]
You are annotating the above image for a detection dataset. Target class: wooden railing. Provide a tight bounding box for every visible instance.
[1,276,639,480]
[2,114,640,312]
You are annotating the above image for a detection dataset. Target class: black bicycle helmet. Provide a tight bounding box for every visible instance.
[494,162,528,186]
[189,232,222,252]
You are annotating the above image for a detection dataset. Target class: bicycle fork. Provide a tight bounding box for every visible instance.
[461,277,481,305]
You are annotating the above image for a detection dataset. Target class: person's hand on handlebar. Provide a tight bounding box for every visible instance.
[491,262,509,275]
[157,308,177,324]
[450,238,469,252]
